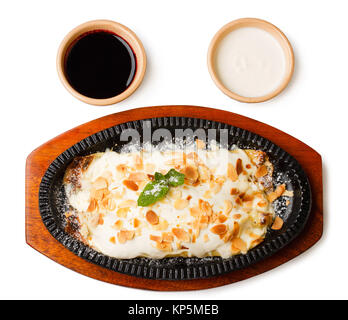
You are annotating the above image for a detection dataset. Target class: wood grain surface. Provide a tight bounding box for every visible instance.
[25,106,323,290]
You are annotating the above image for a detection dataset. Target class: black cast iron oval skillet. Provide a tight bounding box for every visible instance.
[38,116,311,280]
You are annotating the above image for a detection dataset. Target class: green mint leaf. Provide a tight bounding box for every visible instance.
[164,169,185,187]
[137,168,185,207]
[137,179,169,207]
[154,172,166,181]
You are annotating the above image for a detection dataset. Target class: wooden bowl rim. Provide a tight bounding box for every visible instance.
[56,19,147,106]
[207,18,295,103]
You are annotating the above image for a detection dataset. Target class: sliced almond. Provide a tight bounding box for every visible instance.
[231,238,247,252]
[198,164,210,182]
[87,199,97,212]
[190,206,201,217]
[162,232,174,242]
[133,218,140,228]
[117,207,130,218]
[267,184,286,202]
[231,244,241,254]
[146,210,159,225]
[169,189,182,200]
[218,215,228,223]
[224,200,233,215]
[257,201,268,208]
[156,241,172,252]
[184,164,199,181]
[236,158,243,175]
[118,200,137,208]
[112,187,125,199]
[145,163,156,173]
[116,164,128,174]
[134,154,144,170]
[230,188,240,195]
[233,214,241,219]
[255,165,268,178]
[199,199,213,216]
[92,188,109,201]
[109,236,116,244]
[98,214,104,225]
[128,171,147,182]
[203,190,212,199]
[152,219,169,231]
[271,216,284,230]
[232,221,240,237]
[123,179,139,191]
[196,139,205,149]
[172,228,190,242]
[210,224,227,235]
[227,163,238,182]
[117,230,134,244]
[93,177,108,190]
[150,234,162,242]
[114,220,123,230]
[174,198,189,210]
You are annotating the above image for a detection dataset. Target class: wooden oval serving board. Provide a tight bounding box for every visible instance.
[25,106,323,290]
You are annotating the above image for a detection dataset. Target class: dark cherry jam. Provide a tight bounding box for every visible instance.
[65,30,136,99]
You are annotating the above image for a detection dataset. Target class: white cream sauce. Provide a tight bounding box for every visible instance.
[215,27,286,98]
[65,145,274,259]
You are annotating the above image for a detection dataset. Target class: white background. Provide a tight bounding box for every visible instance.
[0,0,345,299]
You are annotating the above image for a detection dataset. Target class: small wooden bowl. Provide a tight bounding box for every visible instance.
[208,18,294,103]
[57,20,147,106]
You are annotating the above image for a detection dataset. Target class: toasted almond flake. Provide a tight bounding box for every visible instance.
[116,164,128,174]
[87,199,97,212]
[267,184,286,202]
[192,234,197,243]
[172,228,190,242]
[114,220,123,230]
[257,201,268,207]
[150,234,162,242]
[199,199,213,216]
[162,232,174,242]
[231,238,247,252]
[184,164,199,181]
[286,200,290,206]
[98,214,104,225]
[109,236,116,244]
[232,221,240,237]
[236,158,243,175]
[242,194,254,202]
[227,163,238,182]
[231,244,241,254]
[187,195,192,201]
[255,165,268,178]
[169,189,182,200]
[233,214,242,219]
[124,230,135,240]
[93,176,108,190]
[230,188,239,195]
[196,139,205,149]
[190,206,200,217]
[146,210,159,225]
[117,207,130,218]
[92,188,109,201]
[133,218,140,228]
[112,187,125,199]
[203,190,212,199]
[200,215,209,224]
[271,216,284,230]
[119,200,137,208]
[283,190,294,197]
[123,179,139,191]
[198,164,210,182]
[174,198,189,210]
[251,238,263,246]
[210,224,227,235]
[156,241,172,252]
[249,232,260,239]
[152,219,169,231]
[134,154,144,170]
[224,200,233,215]
[218,215,228,223]
[235,197,242,206]
[117,230,127,244]
[128,172,147,182]
[145,163,156,173]
[204,234,210,243]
